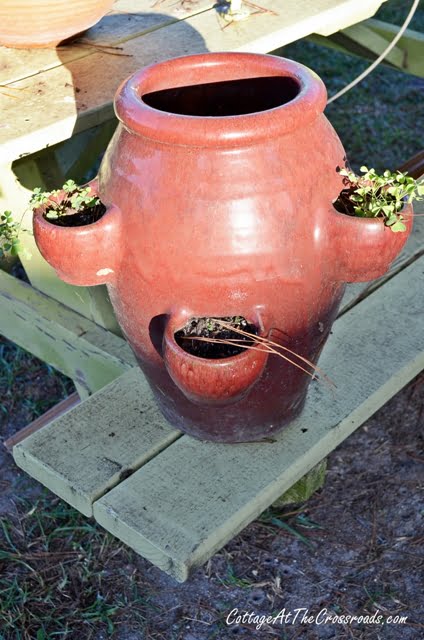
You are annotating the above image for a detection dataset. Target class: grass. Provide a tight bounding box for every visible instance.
[0,494,156,639]
[257,505,325,550]
[1,1,423,637]
[0,336,74,422]
[217,566,254,589]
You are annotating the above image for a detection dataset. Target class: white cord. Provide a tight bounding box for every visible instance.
[327,0,421,104]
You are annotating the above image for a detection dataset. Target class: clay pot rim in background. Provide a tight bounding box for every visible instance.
[0,0,114,49]
[114,52,327,147]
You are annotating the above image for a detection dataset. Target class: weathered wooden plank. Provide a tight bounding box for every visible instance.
[0,269,135,393]
[13,369,181,516]
[185,0,386,54]
[0,0,386,159]
[94,255,424,581]
[4,392,80,452]
[0,0,214,86]
[311,0,387,37]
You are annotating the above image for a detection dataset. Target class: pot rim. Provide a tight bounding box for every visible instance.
[114,52,327,147]
[330,200,413,228]
[33,204,107,232]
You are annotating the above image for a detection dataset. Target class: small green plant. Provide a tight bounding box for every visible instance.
[0,210,22,258]
[336,166,424,233]
[30,179,101,221]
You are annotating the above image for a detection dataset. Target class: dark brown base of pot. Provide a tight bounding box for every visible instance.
[145,369,308,443]
[156,395,307,443]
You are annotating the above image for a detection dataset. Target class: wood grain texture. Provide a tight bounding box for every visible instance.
[13,368,181,516]
[0,0,213,85]
[3,392,80,452]
[0,269,135,393]
[94,255,424,581]
[0,0,386,159]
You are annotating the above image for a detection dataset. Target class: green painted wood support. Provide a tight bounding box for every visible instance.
[0,269,135,395]
[367,19,424,77]
[62,119,117,184]
[307,19,424,78]
[273,459,327,507]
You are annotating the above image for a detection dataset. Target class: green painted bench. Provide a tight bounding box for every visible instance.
[2,0,424,581]
[9,217,424,580]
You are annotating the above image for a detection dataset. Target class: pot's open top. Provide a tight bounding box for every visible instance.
[114,52,327,147]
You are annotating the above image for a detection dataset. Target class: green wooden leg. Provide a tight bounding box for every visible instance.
[307,19,424,78]
[0,269,134,396]
[63,119,117,184]
[365,19,424,78]
[272,459,327,507]
[0,251,18,274]
[73,381,91,401]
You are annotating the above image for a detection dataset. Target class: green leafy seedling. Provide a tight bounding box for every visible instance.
[30,180,101,221]
[337,166,424,232]
[0,210,23,258]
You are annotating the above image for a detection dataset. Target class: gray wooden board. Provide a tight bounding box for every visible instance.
[93,256,424,581]
[13,368,181,516]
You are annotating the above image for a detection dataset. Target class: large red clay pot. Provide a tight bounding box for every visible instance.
[0,0,114,48]
[33,53,412,442]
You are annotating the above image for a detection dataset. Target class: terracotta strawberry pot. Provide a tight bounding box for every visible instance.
[33,53,412,442]
[0,0,114,48]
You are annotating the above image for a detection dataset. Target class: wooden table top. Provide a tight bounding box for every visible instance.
[0,0,386,160]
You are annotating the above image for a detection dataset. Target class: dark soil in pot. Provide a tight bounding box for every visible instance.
[175,316,258,359]
[44,203,106,227]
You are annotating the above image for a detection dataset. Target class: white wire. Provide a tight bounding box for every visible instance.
[327,0,421,104]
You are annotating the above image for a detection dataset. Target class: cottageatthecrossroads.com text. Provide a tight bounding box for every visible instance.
[226,608,408,631]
